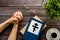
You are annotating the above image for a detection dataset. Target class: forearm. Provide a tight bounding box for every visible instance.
[8,23,18,40]
[0,17,12,33]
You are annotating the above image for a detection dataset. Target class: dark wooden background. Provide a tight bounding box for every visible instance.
[0,0,60,40]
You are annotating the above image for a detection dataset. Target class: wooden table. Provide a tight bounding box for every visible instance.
[0,0,60,40]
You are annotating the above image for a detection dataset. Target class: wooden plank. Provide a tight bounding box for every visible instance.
[0,15,60,26]
[0,33,22,40]
[17,35,23,40]
[0,35,46,40]
[0,0,26,6]
[24,0,43,6]
[0,0,45,6]
[0,7,47,16]
[42,0,48,6]
[0,35,8,40]
[0,33,46,40]
[0,7,24,15]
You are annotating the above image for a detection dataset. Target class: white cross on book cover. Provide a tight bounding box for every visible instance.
[22,18,45,40]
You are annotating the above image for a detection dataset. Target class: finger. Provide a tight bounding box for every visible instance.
[13,11,23,21]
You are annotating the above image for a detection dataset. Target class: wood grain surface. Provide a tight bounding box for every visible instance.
[0,0,60,40]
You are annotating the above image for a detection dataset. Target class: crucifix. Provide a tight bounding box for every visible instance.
[32,23,38,32]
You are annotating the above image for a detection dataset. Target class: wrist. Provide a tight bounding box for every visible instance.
[7,17,14,23]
